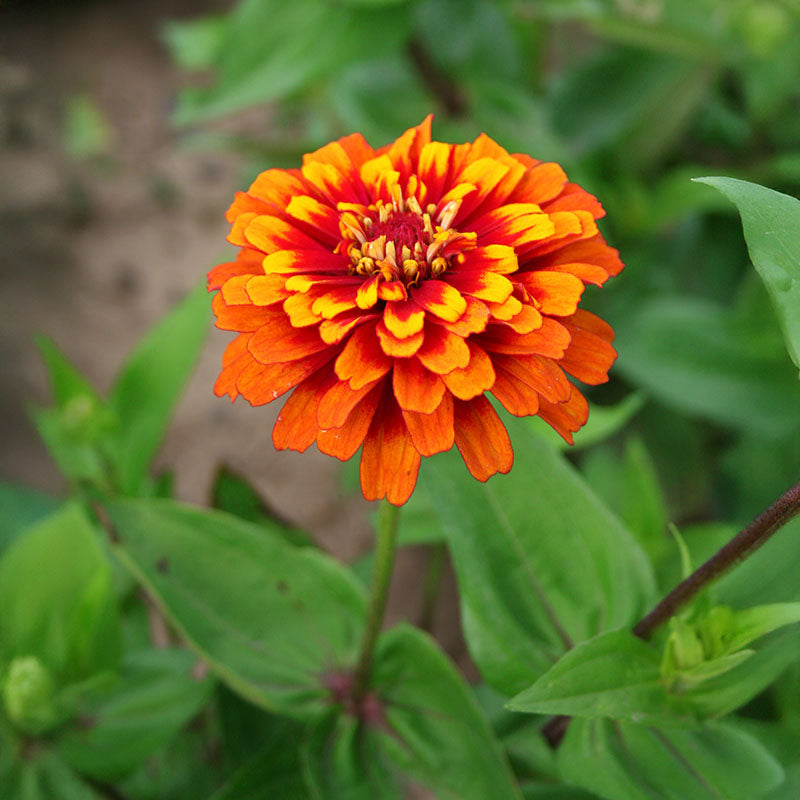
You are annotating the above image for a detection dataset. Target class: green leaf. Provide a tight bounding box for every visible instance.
[423,425,656,694]
[0,483,59,554]
[63,94,112,159]
[559,718,784,800]
[694,177,800,372]
[726,603,800,654]
[109,282,209,494]
[507,630,685,725]
[211,466,311,547]
[57,648,213,781]
[303,624,522,800]
[162,15,227,70]
[616,296,800,434]
[0,504,120,682]
[1,752,101,800]
[171,0,412,125]
[106,498,365,718]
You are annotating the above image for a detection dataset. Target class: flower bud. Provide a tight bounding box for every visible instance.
[2,656,59,735]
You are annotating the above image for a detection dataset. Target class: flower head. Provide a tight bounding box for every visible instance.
[209,117,622,505]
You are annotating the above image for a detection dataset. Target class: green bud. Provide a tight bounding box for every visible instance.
[2,656,59,736]
[698,605,734,659]
[662,619,705,675]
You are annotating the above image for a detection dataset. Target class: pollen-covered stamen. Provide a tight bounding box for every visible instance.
[341,186,475,285]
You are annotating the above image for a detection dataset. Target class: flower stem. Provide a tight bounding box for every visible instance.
[352,500,401,703]
[542,479,800,749]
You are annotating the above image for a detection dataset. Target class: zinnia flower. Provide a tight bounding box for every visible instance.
[209,117,621,505]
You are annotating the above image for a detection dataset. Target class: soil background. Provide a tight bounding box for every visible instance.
[0,0,466,663]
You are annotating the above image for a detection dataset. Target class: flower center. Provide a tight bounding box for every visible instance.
[338,186,475,287]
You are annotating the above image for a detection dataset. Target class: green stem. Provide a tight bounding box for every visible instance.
[352,500,401,702]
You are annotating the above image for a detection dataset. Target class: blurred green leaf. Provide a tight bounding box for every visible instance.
[63,94,112,160]
[57,649,212,781]
[616,296,800,434]
[303,624,522,800]
[107,498,365,718]
[508,630,683,725]
[0,504,120,683]
[162,15,226,70]
[559,718,783,800]
[171,0,412,125]
[423,423,656,695]
[0,484,59,554]
[695,177,800,373]
[109,282,209,495]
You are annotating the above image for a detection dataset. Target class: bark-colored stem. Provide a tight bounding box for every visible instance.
[542,480,800,749]
[352,500,400,703]
[407,37,468,117]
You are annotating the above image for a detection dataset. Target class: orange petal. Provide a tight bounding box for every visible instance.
[283,291,324,327]
[384,299,425,339]
[492,353,571,404]
[491,366,541,417]
[411,280,467,322]
[453,396,513,482]
[478,317,570,358]
[392,357,446,414]
[246,167,310,210]
[312,286,359,319]
[302,160,365,206]
[508,161,567,205]
[212,292,277,332]
[376,320,425,358]
[458,245,518,275]
[248,320,328,364]
[285,195,340,244]
[214,334,252,401]
[356,275,381,309]
[378,280,408,302]
[541,261,610,287]
[536,235,624,278]
[501,302,542,334]
[246,274,290,306]
[208,248,263,291]
[235,351,332,406]
[434,295,490,337]
[441,341,495,400]
[318,377,382,429]
[417,141,452,204]
[227,211,259,247]
[303,133,375,175]
[544,182,605,218]
[518,271,585,316]
[262,249,346,275]
[335,320,392,390]
[417,324,470,374]
[447,270,514,304]
[379,115,433,181]
[360,394,421,505]
[272,370,338,453]
[244,215,329,254]
[559,310,617,385]
[402,391,455,457]
[221,274,255,305]
[319,312,377,345]
[317,384,382,461]
[537,388,589,445]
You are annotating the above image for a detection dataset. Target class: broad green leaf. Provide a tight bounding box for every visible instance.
[1,752,101,800]
[162,15,226,70]
[507,630,686,725]
[106,498,365,718]
[560,718,783,800]
[0,504,120,682]
[57,649,213,781]
[424,424,656,694]
[172,0,411,125]
[0,483,59,554]
[726,603,800,654]
[695,177,800,372]
[211,466,311,547]
[616,296,800,434]
[109,282,209,494]
[303,624,522,800]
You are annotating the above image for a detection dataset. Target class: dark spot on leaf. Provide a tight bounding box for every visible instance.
[76,715,98,731]
[156,557,169,573]
[276,580,289,594]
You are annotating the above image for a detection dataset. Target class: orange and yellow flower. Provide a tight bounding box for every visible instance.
[209,117,621,505]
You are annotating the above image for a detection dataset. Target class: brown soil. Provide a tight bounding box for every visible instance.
[0,0,466,668]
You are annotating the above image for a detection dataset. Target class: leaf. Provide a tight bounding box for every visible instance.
[171,0,412,125]
[0,483,59,554]
[57,649,213,781]
[507,630,686,725]
[106,498,366,718]
[1,752,101,800]
[109,282,209,494]
[303,624,522,800]
[0,504,120,682]
[559,718,784,800]
[616,296,800,435]
[694,177,800,372]
[63,94,113,159]
[162,15,227,70]
[423,423,656,695]
[726,603,800,654]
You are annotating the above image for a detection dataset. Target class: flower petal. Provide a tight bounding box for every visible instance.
[559,310,617,385]
[518,271,585,316]
[417,324,470,374]
[441,341,495,400]
[453,396,513,481]
[376,320,425,358]
[335,320,392,389]
[411,280,467,322]
[392,357,446,414]
[402,391,455,457]
[318,377,382,429]
[317,384,382,461]
[236,351,332,406]
[384,298,426,339]
[272,370,338,453]
[536,388,589,445]
[248,320,328,364]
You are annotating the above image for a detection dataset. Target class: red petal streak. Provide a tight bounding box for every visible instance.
[312,286,359,319]
[283,291,324,327]
[417,141,451,204]
[392,357,446,413]
[319,313,376,345]
[433,295,490,337]
[541,262,610,287]
[262,249,346,275]
[544,183,604,218]
[360,395,421,505]
[411,280,467,322]
[376,320,424,358]
[383,299,425,339]
[402,392,455,457]
[453,396,513,482]
[458,245,518,275]
[441,341,495,400]
[478,317,570,358]
[244,215,330,254]
[447,270,514,303]
[335,321,392,389]
[417,324,470,374]
[356,275,380,309]
[208,249,263,291]
[378,281,408,302]
[285,195,340,244]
